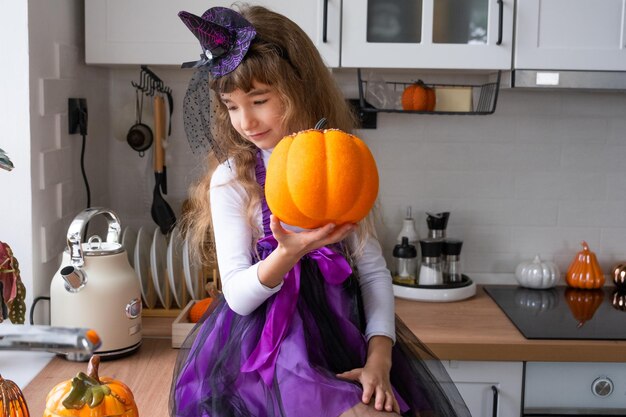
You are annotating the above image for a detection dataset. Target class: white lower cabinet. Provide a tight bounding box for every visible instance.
[443,361,523,417]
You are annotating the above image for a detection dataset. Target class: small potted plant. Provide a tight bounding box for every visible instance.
[1,148,26,324]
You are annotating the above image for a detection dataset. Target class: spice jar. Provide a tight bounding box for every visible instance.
[418,239,443,286]
[442,239,463,284]
[392,237,418,285]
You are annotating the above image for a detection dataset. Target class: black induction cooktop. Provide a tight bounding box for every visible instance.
[484,285,626,340]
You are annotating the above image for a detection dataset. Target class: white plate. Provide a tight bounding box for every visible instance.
[151,228,171,308]
[134,226,157,309]
[183,237,203,300]
[167,225,187,308]
[121,227,138,268]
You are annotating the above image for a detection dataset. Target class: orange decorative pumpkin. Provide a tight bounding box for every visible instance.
[401,81,436,111]
[565,241,605,289]
[565,288,604,327]
[610,262,626,290]
[189,297,213,323]
[44,356,138,417]
[265,128,379,229]
[0,373,30,417]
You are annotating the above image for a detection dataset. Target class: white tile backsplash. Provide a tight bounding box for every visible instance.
[104,69,626,282]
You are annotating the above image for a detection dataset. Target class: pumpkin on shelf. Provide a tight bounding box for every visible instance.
[565,241,605,289]
[401,80,436,112]
[43,356,138,417]
[610,262,626,290]
[565,288,604,328]
[0,373,30,417]
[265,127,379,229]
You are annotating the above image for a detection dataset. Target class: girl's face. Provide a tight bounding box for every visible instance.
[220,81,287,150]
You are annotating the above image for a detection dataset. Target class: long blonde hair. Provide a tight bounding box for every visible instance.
[182,5,375,266]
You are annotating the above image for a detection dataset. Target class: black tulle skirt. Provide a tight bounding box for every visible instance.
[170,258,472,417]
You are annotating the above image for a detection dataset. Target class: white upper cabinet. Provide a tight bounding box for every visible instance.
[515,0,626,71]
[341,0,514,70]
[85,0,340,67]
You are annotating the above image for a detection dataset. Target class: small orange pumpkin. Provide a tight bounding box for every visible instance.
[565,241,605,289]
[265,128,379,229]
[565,288,604,327]
[0,373,30,417]
[401,80,436,112]
[189,297,213,323]
[44,356,138,417]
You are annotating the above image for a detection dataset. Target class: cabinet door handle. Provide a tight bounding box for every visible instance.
[496,0,503,45]
[322,0,329,43]
[491,385,499,417]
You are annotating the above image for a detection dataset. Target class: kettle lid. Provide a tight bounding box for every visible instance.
[65,235,124,257]
[66,208,123,267]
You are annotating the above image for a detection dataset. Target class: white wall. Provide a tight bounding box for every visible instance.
[108,68,626,286]
[1,0,111,323]
[0,1,33,312]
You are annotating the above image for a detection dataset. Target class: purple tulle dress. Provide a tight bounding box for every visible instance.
[170,150,472,417]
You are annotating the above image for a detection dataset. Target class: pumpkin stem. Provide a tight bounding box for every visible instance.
[87,355,101,384]
[581,241,589,251]
[314,117,328,130]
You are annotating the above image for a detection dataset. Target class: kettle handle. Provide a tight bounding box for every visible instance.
[67,207,122,268]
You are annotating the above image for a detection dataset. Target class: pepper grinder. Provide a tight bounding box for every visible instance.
[426,212,450,240]
[392,237,418,286]
[443,239,463,283]
[418,239,444,286]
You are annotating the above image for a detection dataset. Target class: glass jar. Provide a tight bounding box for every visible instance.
[418,239,443,286]
[392,237,418,285]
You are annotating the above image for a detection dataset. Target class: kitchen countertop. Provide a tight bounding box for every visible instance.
[22,286,626,416]
[395,286,626,362]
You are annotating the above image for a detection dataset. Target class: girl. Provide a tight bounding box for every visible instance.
[171,5,471,417]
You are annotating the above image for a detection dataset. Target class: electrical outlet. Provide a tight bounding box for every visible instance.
[68,98,88,135]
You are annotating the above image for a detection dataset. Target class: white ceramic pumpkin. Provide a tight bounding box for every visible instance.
[515,255,560,289]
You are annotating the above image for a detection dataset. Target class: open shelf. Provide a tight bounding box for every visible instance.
[356,68,502,116]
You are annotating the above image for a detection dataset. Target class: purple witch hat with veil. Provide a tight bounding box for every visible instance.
[179,7,256,77]
[178,7,256,158]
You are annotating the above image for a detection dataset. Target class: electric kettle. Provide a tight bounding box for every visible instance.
[50,207,142,360]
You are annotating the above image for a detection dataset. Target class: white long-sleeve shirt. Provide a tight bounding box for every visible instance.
[209,149,396,342]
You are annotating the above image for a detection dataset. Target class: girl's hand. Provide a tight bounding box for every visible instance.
[336,360,400,413]
[270,215,356,259]
[257,215,356,288]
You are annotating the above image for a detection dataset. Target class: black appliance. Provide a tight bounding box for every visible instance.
[484,285,626,340]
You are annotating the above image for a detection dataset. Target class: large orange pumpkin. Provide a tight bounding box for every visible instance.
[401,80,436,112]
[265,128,379,229]
[44,356,138,417]
[565,241,605,289]
[0,373,30,417]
